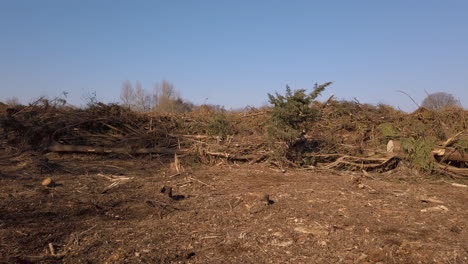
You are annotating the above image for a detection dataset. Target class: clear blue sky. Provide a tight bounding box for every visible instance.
[1,0,467,111]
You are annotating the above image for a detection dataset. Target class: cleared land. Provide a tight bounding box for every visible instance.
[0,151,467,264]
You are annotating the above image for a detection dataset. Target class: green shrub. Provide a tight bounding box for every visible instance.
[207,112,230,139]
[267,82,332,145]
[401,137,437,172]
[454,137,468,153]
[378,123,399,138]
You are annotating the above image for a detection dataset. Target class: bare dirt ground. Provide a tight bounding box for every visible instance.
[0,151,467,264]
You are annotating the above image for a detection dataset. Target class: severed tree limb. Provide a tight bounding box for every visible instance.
[168,134,214,139]
[48,143,178,155]
[437,163,468,179]
[432,147,468,163]
[319,155,400,171]
[204,150,266,162]
[442,130,466,147]
[321,94,335,108]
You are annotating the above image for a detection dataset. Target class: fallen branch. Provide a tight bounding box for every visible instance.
[48,243,56,256]
[96,173,133,182]
[101,182,120,194]
[432,147,468,163]
[48,143,177,155]
[442,130,466,147]
[321,94,335,108]
[318,155,400,172]
[187,176,215,189]
[437,163,468,179]
[169,134,214,139]
[204,150,266,162]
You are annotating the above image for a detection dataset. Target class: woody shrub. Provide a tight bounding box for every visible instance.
[267,82,332,146]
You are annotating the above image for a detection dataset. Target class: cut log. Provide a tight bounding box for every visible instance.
[432,147,468,163]
[386,140,401,154]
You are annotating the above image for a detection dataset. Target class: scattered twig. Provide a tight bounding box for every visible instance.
[101,182,120,194]
[321,93,335,108]
[96,173,133,182]
[169,172,182,178]
[48,243,56,256]
[397,90,420,108]
[187,176,215,189]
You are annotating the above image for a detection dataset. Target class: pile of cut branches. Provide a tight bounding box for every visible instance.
[1,94,466,179]
[0,100,178,154]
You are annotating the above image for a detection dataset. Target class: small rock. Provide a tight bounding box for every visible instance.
[160,186,185,201]
[358,184,365,189]
[41,177,54,187]
[451,183,467,188]
[450,225,462,233]
[161,186,173,197]
[261,194,274,205]
[185,252,195,259]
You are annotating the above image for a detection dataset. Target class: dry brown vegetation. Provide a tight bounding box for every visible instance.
[0,96,467,263]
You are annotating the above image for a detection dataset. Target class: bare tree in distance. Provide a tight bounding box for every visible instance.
[120,80,135,108]
[153,80,193,113]
[421,92,461,110]
[154,80,176,108]
[120,80,192,112]
[133,81,152,111]
[4,97,20,106]
[120,80,152,111]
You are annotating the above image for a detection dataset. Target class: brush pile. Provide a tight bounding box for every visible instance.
[0,97,466,178]
[296,101,467,178]
[0,99,178,154]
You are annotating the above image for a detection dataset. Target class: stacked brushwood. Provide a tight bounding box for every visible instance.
[0,99,466,179]
[431,131,468,179]
[297,102,467,178]
[384,132,468,179]
[0,100,179,154]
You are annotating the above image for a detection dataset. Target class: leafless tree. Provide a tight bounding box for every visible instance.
[133,81,152,111]
[153,80,193,113]
[153,80,189,112]
[154,80,176,110]
[120,80,192,112]
[421,92,461,110]
[120,80,135,108]
[5,97,20,106]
